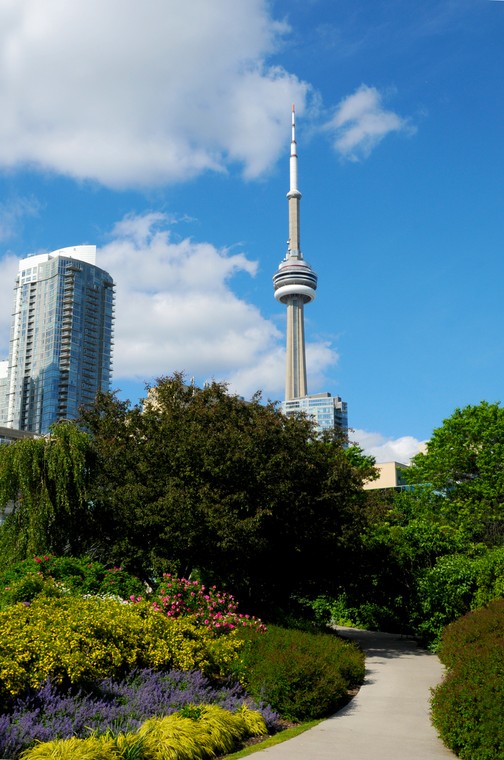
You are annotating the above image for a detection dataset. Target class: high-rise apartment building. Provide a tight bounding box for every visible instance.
[0,245,114,434]
[273,107,348,437]
[283,393,348,436]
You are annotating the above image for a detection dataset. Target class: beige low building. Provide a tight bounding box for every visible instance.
[363,461,409,490]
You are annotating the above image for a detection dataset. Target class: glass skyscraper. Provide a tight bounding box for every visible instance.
[0,245,114,434]
[282,393,348,438]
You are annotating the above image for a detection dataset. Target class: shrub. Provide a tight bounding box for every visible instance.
[431,599,504,759]
[0,572,63,608]
[0,556,145,609]
[412,553,478,647]
[235,624,364,721]
[0,596,243,703]
[472,546,504,607]
[143,574,266,635]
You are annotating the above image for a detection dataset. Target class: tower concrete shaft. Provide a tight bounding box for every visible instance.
[273,105,317,400]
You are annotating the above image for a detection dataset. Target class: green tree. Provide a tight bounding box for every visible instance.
[336,401,504,641]
[79,374,374,613]
[407,401,504,544]
[0,422,94,564]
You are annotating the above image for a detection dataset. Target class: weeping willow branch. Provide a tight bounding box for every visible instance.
[0,421,93,558]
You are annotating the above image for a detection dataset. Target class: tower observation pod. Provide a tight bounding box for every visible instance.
[273,105,317,400]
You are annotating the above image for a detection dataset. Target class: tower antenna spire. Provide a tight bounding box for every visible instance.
[273,106,317,400]
[290,104,298,196]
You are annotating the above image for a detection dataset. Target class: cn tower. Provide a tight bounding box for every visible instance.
[273,105,317,400]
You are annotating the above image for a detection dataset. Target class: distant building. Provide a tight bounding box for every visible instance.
[0,360,8,426]
[0,425,38,444]
[0,425,38,523]
[283,393,348,436]
[363,461,409,491]
[1,245,114,434]
[273,107,347,437]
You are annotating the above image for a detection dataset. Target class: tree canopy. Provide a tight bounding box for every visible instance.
[407,401,504,544]
[76,374,375,611]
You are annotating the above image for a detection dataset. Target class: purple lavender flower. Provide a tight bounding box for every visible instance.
[0,669,280,758]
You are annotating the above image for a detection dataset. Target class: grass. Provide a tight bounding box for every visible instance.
[223,720,322,758]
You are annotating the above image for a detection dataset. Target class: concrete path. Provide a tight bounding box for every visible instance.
[252,627,456,759]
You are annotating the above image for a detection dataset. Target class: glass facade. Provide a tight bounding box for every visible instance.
[282,392,348,438]
[2,246,114,434]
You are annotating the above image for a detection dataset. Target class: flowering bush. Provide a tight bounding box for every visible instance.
[145,575,266,634]
[0,596,244,703]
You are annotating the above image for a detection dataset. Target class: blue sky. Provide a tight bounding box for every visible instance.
[1,0,503,461]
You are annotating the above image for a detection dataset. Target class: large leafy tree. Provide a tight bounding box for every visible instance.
[407,401,504,545]
[79,374,374,611]
[336,402,504,639]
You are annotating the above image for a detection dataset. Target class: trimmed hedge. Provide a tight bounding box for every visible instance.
[235,624,364,721]
[431,598,504,759]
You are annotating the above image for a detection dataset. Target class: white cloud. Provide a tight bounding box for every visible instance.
[0,197,40,243]
[0,211,340,399]
[326,84,415,161]
[0,0,309,188]
[99,212,339,399]
[351,428,426,464]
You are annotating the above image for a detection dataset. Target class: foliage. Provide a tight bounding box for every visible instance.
[18,704,266,760]
[411,554,478,647]
[472,545,504,606]
[0,596,243,703]
[407,401,504,544]
[304,539,504,647]
[138,704,266,759]
[0,572,63,610]
[0,668,279,759]
[0,555,145,610]
[233,624,364,721]
[19,735,120,759]
[0,423,94,562]
[77,374,375,612]
[318,401,504,646]
[144,574,266,634]
[301,592,404,633]
[323,469,504,646]
[431,599,504,759]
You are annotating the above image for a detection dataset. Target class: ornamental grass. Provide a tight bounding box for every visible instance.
[18,704,266,760]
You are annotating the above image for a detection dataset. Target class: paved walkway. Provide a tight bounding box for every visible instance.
[252,627,456,759]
